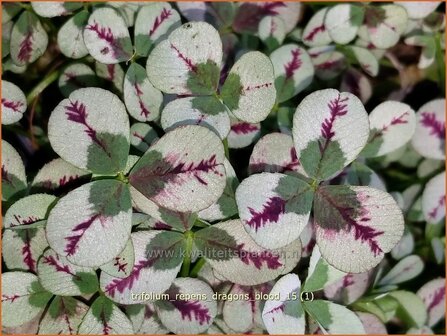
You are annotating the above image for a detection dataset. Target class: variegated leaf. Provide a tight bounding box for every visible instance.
[31,2,82,18]
[262,274,305,334]
[356,312,387,334]
[349,46,379,77]
[3,228,47,272]
[391,229,414,260]
[130,122,158,153]
[258,15,286,50]
[58,63,99,97]
[338,161,387,191]
[134,3,181,57]
[129,125,226,213]
[378,255,424,286]
[364,5,408,49]
[324,271,372,305]
[83,7,133,64]
[38,248,98,296]
[227,118,261,149]
[1,272,52,328]
[236,173,313,249]
[194,219,301,286]
[199,159,239,222]
[389,290,428,328]
[314,185,404,273]
[400,2,441,19]
[107,2,139,28]
[57,10,89,59]
[1,80,27,125]
[161,96,230,140]
[249,132,304,175]
[46,180,132,267]
[412,98,445,160]
[2,3,21,24]
[302,8,332,46]
[10,11,48,66]
[78,296,134,334]
[304,245,346,292]
[417,278,445,327]
[293,89,369,181]
[362,101,416,157]
[4,193,56,228]
[100,231,184,304]
[270,44,314,103]
[422,171,445,224]
[304,300,365,333]
[32,158,90,191]
[2,20,13,58]
[155,278,217,334]
[38,296,88,335]
[124,63,162,122]
[125,304,168,334]
[146,21,222,95]
[311,47,347,80]
[131,186,196,232]
[325,4,364,44]
[100,238,135,278]
[95,62,125,93]
[2,140,27,201]
[221,51,276,123]
[340,68,372,104]
[300,221,316,257]
[48,88,130,174]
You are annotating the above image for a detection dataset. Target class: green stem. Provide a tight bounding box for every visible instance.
[180,231,194,277]
[434,33,445,93]
[26,70,60,105]
[190,258,206,277]
[223,138,230,159]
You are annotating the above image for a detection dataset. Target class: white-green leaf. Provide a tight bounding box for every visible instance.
[100,231,184,304]
[391,229,415,260]
[270,44,314,103]
[340,68,372,104]
[1,272,52,328]
[78,296,134,334]
[379,255,424,286]
[46,180,132,267]
[325,4,364,44]
[146,21,222,95]
[400,1,441,19]
[100,238,135,278]
[258,15,286,50]
[156,278,217,334]
[58,63,99,97]
[311,47,347,80]
[389,290,428,328]
[417,278,445,327]
[130,122,158,153]
[38,248,98,296]
[304,245,346,292]
[57,10,89,59]
[422,171,445,224]
[83,7,133,64]
[32,158,90,191]
[129,125,226,213]
[249,132,304,175]
[302,8,332,46]
[124,63,162,122]
[356,312,387,334]
[1,80,27,125]
[236,173,313,249]
[364,5,408,49]
[349,46,379,77]
[227,118,261,149]
[3,228,48,272]
[2,140,27,201]
[293,89,369,181]
[262,274,305,334]
[161,96,231,139]
[48,88,130,174]
[194,219,302,286]
[38,296,89,335]
[95,62,125,93]
[199,159,239,222]
[31,2,82,18]
[2,20,13,58]
[412,98,445,160]
[314,185,404,273]
[221,51,276,123]
[305,300,366,334]
[134,3,181,57]
[10,11,48,66]
[362,101,416,157]
[324,271,372,305]
[338,161,387,191]
[2,3,21,24]
[4,193,56,228]
[125,303,168,334]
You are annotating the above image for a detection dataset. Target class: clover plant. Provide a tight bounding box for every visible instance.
[1,1,445,335]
